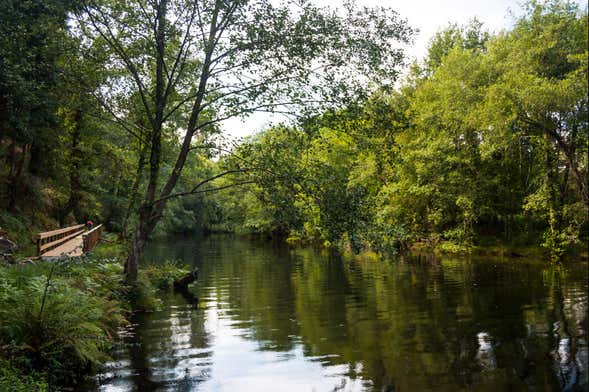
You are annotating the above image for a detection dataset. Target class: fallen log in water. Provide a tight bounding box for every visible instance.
[174,267,198,290]
[173,267,199,305]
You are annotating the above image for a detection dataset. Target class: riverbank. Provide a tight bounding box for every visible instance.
[409,240,589,261]
[0,241,191,391]
[283,231,588,263]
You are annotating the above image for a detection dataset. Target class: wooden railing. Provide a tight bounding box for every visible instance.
[82,224,103,253]
[37,224,86,256]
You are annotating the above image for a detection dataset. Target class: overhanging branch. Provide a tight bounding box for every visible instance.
[152,168,251,205]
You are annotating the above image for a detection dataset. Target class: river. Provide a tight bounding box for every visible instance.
[93,235,588,391]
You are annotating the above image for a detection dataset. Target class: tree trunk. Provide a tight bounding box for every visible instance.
[59,110,83,225]
[122,0,222,283]
[121,140,148,239]
[544,127,588,209]
[1,139,16,208]
[29,143,43,176]
[125,206,148,283]
[124,135,162,282]
[124,203,161,283]
[125,230,145,284]
[124,0,169,284]
[7,142,26,212]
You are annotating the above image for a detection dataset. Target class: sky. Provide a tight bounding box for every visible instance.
[219,0,580,140]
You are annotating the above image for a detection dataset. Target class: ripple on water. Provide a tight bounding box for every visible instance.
[94,237,588,392]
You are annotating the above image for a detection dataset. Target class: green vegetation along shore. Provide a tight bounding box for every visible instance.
[210,2,588,260]
[0,243,190,390]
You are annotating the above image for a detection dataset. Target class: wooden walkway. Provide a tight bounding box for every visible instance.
[42,233,84,258]
[37,224,103,259]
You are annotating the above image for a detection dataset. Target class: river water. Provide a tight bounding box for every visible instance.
[94,235,588,391]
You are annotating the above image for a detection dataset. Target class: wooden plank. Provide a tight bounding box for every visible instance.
[37,224,85,239]
[42,234,84,258]
[39,229,86,253]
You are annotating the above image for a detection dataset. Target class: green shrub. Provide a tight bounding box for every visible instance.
[127,274,164,311]
[127,260,190,311]
[436,240,472,254]
[0,257,190,387]
[90,235,127,260]
[0,211,39,256]
[61,257,127,303]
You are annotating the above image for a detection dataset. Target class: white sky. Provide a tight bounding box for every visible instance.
[220,0,582,140]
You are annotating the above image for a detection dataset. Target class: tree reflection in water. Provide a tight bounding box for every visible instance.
[95,236,588,391]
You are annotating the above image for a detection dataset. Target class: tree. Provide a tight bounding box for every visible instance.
[386,0,588,254]
[424,18,489,74]
[75,0,414,281]
[480,0,588,255]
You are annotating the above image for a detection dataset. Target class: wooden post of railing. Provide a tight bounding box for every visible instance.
[82,224,103,253]
[36,234,41,256]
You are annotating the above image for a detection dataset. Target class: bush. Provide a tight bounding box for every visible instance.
[436,240,472,254]
[0,256,191,388]
[90,235,127,260]
[127,274,164,311]
[128,260,190,311]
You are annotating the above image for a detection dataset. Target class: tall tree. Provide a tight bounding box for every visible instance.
[76,0,414,281]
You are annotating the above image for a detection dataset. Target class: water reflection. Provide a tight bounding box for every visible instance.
[94,236,588,391]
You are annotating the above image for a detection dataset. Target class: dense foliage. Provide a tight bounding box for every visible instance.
[0,1,585,253]
[0,258,126,387]
[214,2,588,258]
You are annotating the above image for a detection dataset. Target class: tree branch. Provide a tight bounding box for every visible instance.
[82,4,155,127]
[90,92,149,144]
[153,168,252,204]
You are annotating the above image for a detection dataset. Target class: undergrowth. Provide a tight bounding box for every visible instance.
[0,359,48,392]
[0,252,190,390]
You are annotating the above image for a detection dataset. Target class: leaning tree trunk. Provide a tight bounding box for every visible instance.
[121,140,148,239]
[125,230,145,284]
[124,0,172,284]
[124,119,164,283]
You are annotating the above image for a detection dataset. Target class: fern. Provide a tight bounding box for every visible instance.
[0,260,126,385]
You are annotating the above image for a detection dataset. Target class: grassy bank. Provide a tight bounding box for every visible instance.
[0,241,189,391]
